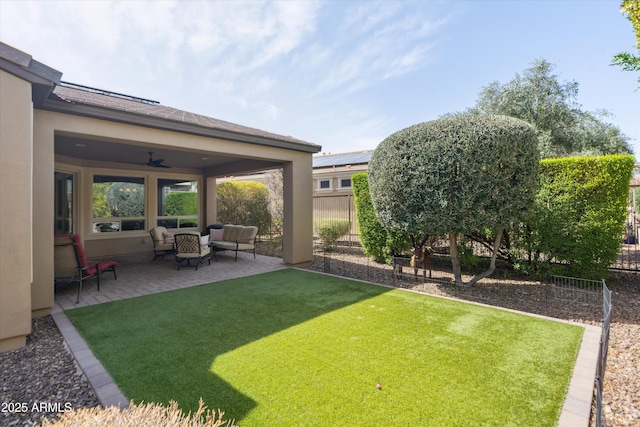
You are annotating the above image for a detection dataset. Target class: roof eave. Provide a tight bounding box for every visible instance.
[0,43,62,105]
[38,97,322,154]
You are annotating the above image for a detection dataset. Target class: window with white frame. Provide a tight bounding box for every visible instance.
[339,177,352,188]
[317,179,332,190]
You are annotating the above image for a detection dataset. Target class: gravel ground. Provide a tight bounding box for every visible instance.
[0,316,99,426]
[0,243,637,426]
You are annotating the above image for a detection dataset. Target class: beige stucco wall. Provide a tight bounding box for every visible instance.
[0,70,33,351]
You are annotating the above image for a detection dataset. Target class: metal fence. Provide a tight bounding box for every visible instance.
[313,194,359,244]
[614,237,640,271]
[225,194,640,272]
[595,280,613,427]
[521,275,611,427]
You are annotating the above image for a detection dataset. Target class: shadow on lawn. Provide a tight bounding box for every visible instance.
[66,269,393,424]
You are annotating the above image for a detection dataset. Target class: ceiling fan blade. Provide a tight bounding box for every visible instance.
[145,152,171,168]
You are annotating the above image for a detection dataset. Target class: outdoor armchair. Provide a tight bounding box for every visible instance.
[150,226,175,260]
[54,234,118,303]
[174,232,211,270]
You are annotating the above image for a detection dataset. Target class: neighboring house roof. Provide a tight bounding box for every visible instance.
[313,150,374,169]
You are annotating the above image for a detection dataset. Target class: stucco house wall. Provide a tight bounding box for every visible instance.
[0,69,34,352]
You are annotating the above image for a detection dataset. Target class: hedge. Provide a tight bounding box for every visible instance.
[217,181,271,233]
[352,173,411,263]
[165,192,198,216]
[512,154,635,278]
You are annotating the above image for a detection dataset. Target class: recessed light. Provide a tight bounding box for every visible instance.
[75,143,87,147]
[201,157,209,160]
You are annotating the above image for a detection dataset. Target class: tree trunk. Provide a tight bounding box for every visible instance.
[466,226,505,287]
[450,228,504,287]
[449,232,464,286]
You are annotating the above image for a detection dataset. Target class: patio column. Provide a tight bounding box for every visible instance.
[205,176,218,226]
[282,156,313,266]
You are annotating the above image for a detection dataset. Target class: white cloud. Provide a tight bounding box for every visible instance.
[0,0,454,151]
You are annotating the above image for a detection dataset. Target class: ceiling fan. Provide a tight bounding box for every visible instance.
[145,152,171,168]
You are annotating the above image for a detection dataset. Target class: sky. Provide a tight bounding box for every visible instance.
[1,0,639,158]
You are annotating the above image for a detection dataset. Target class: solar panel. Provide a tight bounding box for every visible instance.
[313,151,373,168]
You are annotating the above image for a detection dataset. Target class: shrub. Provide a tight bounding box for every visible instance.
[107,182,145,217]
[217,181,271,233]
[368,114,539,286]
[352,173,411,263]
[314,219,351,250]
[41,399,236,427]
[511,154,635,278]
[165,192,198,216]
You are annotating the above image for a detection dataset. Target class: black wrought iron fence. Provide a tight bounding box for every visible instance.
[614,237,639,271]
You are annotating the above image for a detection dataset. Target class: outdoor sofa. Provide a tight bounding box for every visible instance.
[209,224,258,261]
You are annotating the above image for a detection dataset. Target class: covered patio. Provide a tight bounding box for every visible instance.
[0,41,321,352]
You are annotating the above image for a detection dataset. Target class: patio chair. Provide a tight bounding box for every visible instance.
[174,232,211,270]
[54,234,119,303]
[150,226,175,260]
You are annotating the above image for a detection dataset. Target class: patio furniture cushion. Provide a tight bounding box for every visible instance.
[54,234,118,303]
[67,234,118,277]
[150,226,175,260]
[209,228,224,241]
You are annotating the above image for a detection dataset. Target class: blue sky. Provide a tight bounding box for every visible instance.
[1,0,638,157]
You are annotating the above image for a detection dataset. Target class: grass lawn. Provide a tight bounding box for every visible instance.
[66,269,584,426]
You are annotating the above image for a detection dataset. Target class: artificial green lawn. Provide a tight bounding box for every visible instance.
[66,269,584,426]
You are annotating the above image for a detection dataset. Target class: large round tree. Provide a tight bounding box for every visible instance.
[368,114,539,286]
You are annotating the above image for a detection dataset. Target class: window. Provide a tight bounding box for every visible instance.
[318,179,332,190]
[55,171,75,234]
[92,175,145,233]
[339,178,352,188]
[157,179,199,229]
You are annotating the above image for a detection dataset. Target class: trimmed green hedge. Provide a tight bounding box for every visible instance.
[352,173,411,263]
[165,192,198,216]
[512,154,635,278]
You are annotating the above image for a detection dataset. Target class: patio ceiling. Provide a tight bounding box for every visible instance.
[55,133,283,175]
